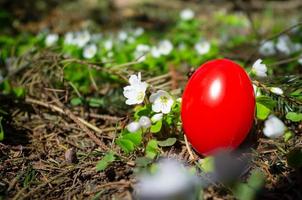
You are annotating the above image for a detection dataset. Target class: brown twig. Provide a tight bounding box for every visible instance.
[25,97,109,150]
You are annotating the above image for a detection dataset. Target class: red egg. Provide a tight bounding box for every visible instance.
[181,59,255,156]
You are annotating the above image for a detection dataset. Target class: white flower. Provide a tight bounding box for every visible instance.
[259,41,275,56]
[45,33,58,47]
[127,122,141,133]
[118,31,128,41]
[134,27,144,36]
[123,72,148,105]
[150,90,174,114]
[151,113,163,123]
[91,33,102,42]
[104,39,113,50]
[263,115,286,138]
[83,44,97,59]
[151,46,161,58]
[74,31,91,47]
[298,57,302,65]
[136,159,198,199]
[180,8,195,21]
[276,35,292,55]
[252,59,267,77]
[134,44,150,61]
[195,41,211,55]
[139,116,151,129]
[158,40,173,55]
[270,87,283,95]
[64,32,75,45]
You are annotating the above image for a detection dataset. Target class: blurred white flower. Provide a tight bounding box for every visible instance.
[45,33,58,47]
[123,72,148,105]
[276,35,292,55]
[150,90,174,114]
[158,40,173,55]
[136,159,198,200]
[298,57,302,65]
[127,121,141,133]
[91,33,102,42]
[180,8,195,21]
[134,44,150,61]
[139,116,152,129]
[263,115,286,138]
[176,97,182,103]
[104,39,113,50]
[118,31,128,41]
[270,87,283,95]
[151,113,163,123]
[127,36,135,43]
[64,32,75,45]
[74,31,91,47]
[252,59,267,78]
[195,41,211,55]
[134,27,144,36]
[83,44,97,59]
[151,46,161,58]
[259,41,275,56]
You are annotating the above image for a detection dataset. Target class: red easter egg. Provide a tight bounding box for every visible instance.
[181,59,255,156]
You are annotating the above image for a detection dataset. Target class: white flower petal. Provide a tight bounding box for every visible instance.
[139,116,151,128]
[252,59,267,77]
[270,87,283,95]
[180,9,195,21]
[127,122,141,132]
[45,33,59,47]
[151,113,163,123]
[263,115,286,138]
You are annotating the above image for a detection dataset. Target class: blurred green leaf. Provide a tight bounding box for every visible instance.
[150,120,162,133]
[286,112,302,122]
[283,131,294,142]
[256,96,276,110]
[116,138,135,154]
[122,131,142,146]
[145,139,158,159]
[247,169,265,189]
[200,156,214,173]
[157,138,177,147]
[256,103,271,120]
[12,87,25,98]
[96,151,116,172]
[70,98,83,106]
[135,156,153,167]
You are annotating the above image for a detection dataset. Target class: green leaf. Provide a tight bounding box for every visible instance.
[256,96,276,110]
[116,138,135,154]
[70,98,83,106]
[88,97,104,107]
[256,103,271,120]
[287,148,302,168]
[283,131,294,142]
[13,87,25,98]
[247,169,265,189]
[135,157,153,167]
[0,117,4,141]
[150,120,162,133]
[122,131,142,146]
[96,151,116,172]
[233,183,255,200]
[199,156,214,173]
[286,112,302,122]
[145,139,159,159]
[157,138,177,147]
